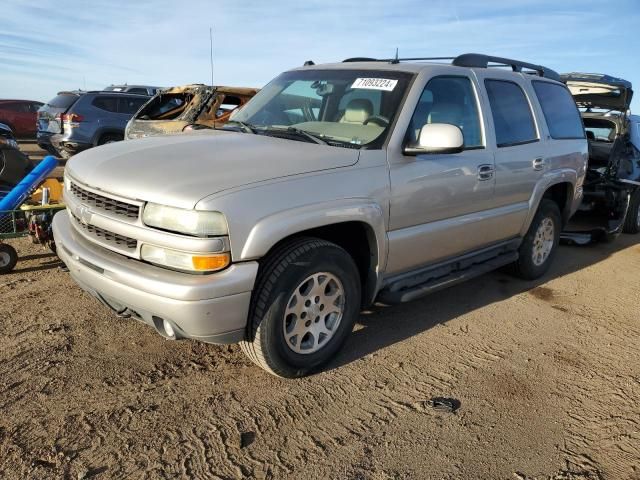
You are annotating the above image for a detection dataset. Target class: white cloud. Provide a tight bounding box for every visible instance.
[0,0,638,111]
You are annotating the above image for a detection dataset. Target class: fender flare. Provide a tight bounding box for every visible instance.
[239,198,388,297]
[520,169,578,236]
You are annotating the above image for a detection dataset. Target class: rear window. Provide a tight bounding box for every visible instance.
[485,80,537,147]
[47,94,78,109]
[532,81,584,140]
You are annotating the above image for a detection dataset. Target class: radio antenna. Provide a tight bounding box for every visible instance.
[209,27,215,86]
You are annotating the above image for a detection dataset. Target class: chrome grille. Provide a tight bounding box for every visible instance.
[71,213,137,251]
[70,182,139,219]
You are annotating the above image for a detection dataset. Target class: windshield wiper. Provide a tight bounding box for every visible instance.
[261,126,327,145]
[223,120,257,134]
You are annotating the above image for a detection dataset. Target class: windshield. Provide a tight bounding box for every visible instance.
[229,69,413,148]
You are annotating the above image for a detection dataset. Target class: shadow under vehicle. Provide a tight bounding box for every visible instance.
[124,84,258,140]
[561,73,640,242]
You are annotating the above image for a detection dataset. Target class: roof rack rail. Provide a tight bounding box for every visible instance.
[341,53,560,81]
[343,56,454,64]
[452,53,560,81]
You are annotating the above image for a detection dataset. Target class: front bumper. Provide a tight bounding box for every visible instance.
[53,210,258,344]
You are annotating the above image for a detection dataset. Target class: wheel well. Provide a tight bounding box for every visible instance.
[96,130,123,145]
[265,222,378,307]
[543,182,573,225]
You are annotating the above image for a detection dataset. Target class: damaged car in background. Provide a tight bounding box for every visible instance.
[124,84,258,140]
[561,73,640,241]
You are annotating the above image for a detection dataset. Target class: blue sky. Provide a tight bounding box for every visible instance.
[1,0,639,111]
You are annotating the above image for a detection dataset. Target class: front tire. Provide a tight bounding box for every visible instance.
[623,189,640,234]
[240,237,361,378]
[513,199,561,280]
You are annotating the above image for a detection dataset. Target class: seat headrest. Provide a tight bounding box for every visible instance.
[427,102,464,126]
[586,130,595,140]
[341,98,374,124]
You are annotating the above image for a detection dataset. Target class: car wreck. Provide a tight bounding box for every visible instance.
[124,84,258,140]
[561,73,640,241]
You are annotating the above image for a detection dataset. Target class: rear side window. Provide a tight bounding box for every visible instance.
[119,97,147,114]
[48,94,78,109]
[92,96,119,113]
[485,80,537,147]
[532,81,584,139]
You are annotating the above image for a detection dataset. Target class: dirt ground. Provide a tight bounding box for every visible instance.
[1,144,639,479]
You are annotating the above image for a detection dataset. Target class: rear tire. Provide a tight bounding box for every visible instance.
[513,199,561,280]
[240,237,361,378]
[623,189,640,234]
[98,134,123,145]
[0,244,18,274]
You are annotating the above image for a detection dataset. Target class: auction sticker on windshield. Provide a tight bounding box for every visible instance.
[351,78,398,91]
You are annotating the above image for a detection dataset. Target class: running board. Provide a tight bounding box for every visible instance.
[378,249,519,304]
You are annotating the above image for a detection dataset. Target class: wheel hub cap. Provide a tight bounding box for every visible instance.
[0,251,10,268]
[532,217,555,266]
[283,272,345,355]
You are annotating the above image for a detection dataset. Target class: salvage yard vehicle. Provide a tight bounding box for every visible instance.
[561,73,640,239]
[104,84,162,96]
[53,53,587,377]
[0,123,32,191]
[0,99,43,138]
[38,90,150,158]
[124,85,258,140]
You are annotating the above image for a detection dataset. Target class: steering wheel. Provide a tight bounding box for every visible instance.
[364,115,390,127]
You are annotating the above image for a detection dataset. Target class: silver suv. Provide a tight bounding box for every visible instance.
[53,54,587,377]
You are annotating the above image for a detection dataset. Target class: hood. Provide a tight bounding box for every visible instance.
[65,130,359,209]
[561,73,633,112]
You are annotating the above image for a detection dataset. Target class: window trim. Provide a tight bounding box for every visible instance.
[404,74,486,152]
[484,78,539,148]
[531,80,586,140]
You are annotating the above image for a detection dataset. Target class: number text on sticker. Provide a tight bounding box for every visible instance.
[351,78,398,92]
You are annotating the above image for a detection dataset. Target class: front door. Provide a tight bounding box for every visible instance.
[386,74,495,275]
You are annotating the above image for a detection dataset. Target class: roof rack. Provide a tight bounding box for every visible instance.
[341,53,560,81]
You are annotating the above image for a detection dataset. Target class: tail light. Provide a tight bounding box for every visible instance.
[61,113,84,123]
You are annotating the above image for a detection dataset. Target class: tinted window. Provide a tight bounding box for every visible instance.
[119,97,147,114]
[48,94,79,109]
[127,88,148,95]
[92,96,119,113]
[532,81,584,139]
[485,80,537,147]
[408,76,483,148]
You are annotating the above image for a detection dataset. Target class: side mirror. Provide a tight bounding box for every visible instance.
[404,123,464,156]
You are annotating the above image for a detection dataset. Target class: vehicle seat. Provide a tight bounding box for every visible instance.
[586,130,595,140]
[339,99,373,124]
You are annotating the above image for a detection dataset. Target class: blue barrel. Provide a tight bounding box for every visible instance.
[0,155,58,211]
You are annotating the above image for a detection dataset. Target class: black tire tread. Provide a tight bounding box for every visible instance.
[513,199,561,280]
[0,243,18,274]
[240,237,337,377]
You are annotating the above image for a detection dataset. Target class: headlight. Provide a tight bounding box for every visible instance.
[143,203,228,236]
[140,244,230,273]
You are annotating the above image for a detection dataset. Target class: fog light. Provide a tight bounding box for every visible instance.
[163,319,176,339]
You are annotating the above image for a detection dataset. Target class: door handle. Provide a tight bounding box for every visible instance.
[532,157,545,171]
[477,164,494,181]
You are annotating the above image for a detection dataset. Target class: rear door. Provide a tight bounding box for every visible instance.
[474,72,545,242]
